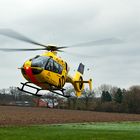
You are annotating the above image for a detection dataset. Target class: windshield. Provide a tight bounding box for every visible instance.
[31,56,49,68]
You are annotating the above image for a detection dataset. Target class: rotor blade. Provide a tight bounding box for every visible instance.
[0,29,48,48]
[57,46,67,49]
[63,38,123,48]
[62,51,98,58]
[0,48,46,52]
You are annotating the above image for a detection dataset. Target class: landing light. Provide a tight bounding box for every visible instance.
[25,66,30,70]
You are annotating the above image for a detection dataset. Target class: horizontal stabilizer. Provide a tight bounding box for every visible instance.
[75,79,92,91]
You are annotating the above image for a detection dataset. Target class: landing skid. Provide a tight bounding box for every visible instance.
[17,82,70,98]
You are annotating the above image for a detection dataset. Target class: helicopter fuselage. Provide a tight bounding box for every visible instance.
[21,51,68,90]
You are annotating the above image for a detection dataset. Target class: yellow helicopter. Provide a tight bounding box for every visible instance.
[0,29,93,97]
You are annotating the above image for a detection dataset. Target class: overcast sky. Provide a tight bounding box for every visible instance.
[0,0,140,90]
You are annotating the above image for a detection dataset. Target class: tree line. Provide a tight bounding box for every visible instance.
[0,84,140,114]
[60,84,140,114]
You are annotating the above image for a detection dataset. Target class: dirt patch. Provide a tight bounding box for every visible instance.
[0,106,140,126]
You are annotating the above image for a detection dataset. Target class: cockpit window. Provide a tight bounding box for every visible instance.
[31,56,49,68]
[31,56,63,74]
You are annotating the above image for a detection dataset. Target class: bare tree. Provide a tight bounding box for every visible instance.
[123,85,140,113]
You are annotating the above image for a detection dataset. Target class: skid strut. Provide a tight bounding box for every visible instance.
[18,82,70,98]
[18,82,42,97]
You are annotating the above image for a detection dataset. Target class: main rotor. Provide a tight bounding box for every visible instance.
[0,29,123,53]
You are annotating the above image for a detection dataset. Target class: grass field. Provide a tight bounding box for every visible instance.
[0,122,140,140]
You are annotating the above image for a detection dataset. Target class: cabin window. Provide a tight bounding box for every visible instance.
[45,58,63,74]
[59,65,63,74]
[54,62,63,74]
[53,61,60,73]
[45,58,54,71]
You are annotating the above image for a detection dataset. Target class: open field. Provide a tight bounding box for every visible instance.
[0,106,140,140]
[0,106,140,126]
[0,122,140,140]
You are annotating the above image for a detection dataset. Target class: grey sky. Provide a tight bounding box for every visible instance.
[0,0,140,89]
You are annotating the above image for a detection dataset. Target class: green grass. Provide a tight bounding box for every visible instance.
[0,122,140,140]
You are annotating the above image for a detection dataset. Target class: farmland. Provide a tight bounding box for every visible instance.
[0,106,140,126]
[0,106,140,140]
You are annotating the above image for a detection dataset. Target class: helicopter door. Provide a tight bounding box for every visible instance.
[45,58,61,86]
[45,58,54,71]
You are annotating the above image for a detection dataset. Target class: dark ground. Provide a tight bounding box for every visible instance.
[0,106,140,126]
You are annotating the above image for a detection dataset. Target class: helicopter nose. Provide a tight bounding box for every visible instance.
[23,66,38,83]
[24,66,31,74]
[21,65,30,75]
[24,66,30,71]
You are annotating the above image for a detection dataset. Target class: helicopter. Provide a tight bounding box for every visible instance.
[0,29,93,98]
[0,29,122,97]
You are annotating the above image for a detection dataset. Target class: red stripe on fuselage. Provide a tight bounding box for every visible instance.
[24,66,48,90]
[24,67,38,84]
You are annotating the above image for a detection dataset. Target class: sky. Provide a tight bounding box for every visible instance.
[0,0,140,90]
